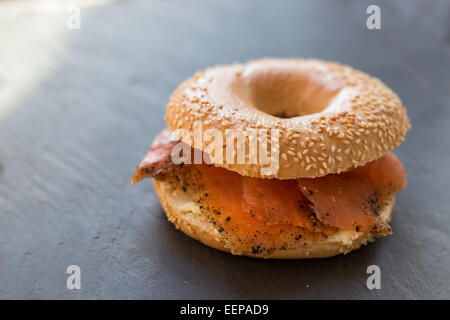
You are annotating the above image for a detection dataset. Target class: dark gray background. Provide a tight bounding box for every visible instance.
[0,0,449,299]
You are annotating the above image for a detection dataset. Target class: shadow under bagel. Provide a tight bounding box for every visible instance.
[141,204,390,299]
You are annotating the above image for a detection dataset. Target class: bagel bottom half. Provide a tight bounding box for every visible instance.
[153,179,394,259]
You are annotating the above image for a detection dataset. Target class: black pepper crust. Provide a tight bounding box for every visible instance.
[154,164,330,257]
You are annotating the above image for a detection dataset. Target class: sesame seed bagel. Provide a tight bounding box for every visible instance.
[166,58,410,179]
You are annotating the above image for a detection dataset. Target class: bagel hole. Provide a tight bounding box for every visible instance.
[234,67,340,119]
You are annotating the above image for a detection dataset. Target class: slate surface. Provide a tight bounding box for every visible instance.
[0,0,449,299]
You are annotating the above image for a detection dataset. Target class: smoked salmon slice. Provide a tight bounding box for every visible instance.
[131,130,179,184]
[131,141,177,184]
[157,163,332,255]
[132,129,406,253]
[297,153,406,235]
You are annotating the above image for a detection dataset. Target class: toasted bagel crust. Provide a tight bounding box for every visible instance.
[153,179,394,259]
[166,58,410,179]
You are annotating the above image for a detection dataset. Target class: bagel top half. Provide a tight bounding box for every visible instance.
[165,58,410,179]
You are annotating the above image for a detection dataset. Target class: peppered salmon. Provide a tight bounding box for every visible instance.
[132,129,406,254]
[297,152,406,235]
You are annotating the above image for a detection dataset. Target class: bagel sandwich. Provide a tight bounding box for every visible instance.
[132,58,410,259]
